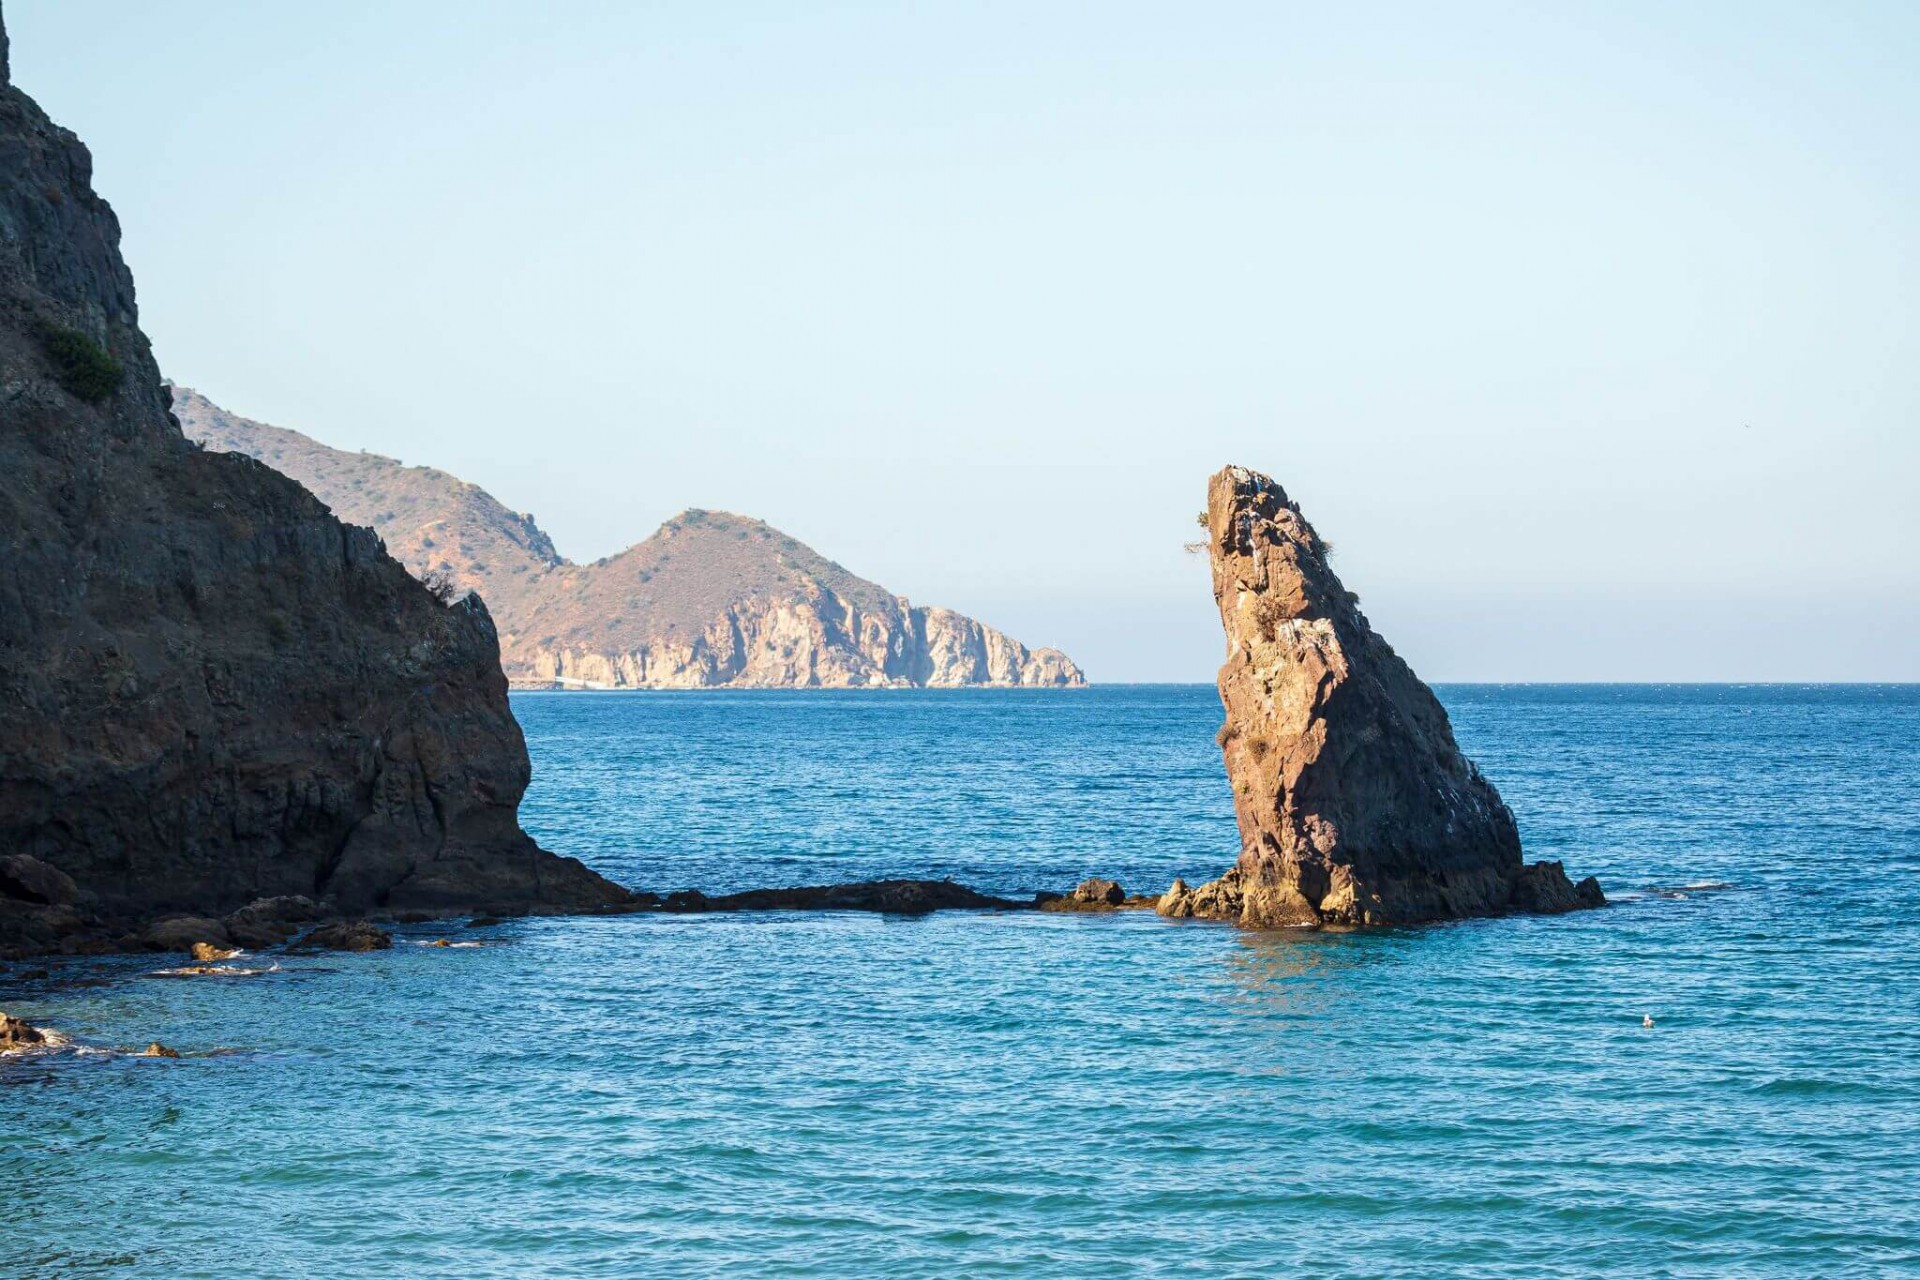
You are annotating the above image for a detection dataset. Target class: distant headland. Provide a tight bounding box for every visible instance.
[173,388,1085,691]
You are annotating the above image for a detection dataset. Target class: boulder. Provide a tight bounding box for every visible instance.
[1199,466,1602,927]
[0,855,79,906]
[0,900,90,956]
[222,895,324,948]
[294,920,393,952]
[1072,878,1125,906]
[140,917,232,953]
[1,1011,46,1051]
[1510,862,1608,914]
[1039,877,1132,912]
[1155,869,1246,920]
[137,1042,180,1059]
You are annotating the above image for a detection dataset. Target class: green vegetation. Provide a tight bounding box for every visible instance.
[38,324,122,403]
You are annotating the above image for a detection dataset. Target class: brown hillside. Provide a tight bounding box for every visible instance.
[175,389,1084,689]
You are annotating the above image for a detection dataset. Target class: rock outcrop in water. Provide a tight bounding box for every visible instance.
[1167,466,1603,927]
[0,12,623,958]
[173,388,1085,689]
[663,879,1030,915]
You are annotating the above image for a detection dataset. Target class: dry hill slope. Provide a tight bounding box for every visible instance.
[173,388,1085,689]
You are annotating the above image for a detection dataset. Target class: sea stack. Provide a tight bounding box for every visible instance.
[1161,466,1602,928]
[0,10,622,956]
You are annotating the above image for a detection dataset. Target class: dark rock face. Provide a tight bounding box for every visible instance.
[0,854,77,905]
[1174,466,1602,928]
[221,895,324,949]
[671,879,1028,915]
[0,12,623,957]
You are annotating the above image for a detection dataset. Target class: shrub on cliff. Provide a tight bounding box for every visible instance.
[421,567,459,604]
[37,324,122,403]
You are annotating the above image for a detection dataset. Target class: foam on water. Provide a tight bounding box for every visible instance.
[3,685,1917,1278]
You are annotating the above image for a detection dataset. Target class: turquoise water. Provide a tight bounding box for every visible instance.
[4,685,1918,1278]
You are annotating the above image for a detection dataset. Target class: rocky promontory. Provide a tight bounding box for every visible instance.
[173,389,1085,689]
[1165,465,1602,928]
[0,12,622,958]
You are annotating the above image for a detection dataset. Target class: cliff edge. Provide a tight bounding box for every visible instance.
[1161,466,1602,927]
[0,10,622,955]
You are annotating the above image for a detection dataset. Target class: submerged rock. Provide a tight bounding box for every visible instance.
[137,1042,181,1059]
[1191,466,1603,928]
[294,921,394,952]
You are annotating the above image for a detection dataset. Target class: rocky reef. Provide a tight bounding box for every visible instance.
[173,389,1086,689]
[0,12,623,958]
[654,879,1030,915]
[1165,465,1602,928]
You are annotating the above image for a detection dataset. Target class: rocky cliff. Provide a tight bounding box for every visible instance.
[1161,465,1601,927]
[174,388,1085,689]
[0,12,621,955]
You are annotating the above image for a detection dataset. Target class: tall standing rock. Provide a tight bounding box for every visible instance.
[1163,466,1601,927]
[0,8,622,952]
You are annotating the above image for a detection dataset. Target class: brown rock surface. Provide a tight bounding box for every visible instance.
[1155,870,1246,921]
[1,1011,46,1052]
[0,16,623,957]
[1039,877,1154,912]
[173,389,1085,689]
[294,920,394,952]
[1186,465,1602,927]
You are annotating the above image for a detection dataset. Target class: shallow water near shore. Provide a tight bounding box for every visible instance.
[5,685,1919,1278]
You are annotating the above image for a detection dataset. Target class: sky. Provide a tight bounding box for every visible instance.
[9,0,1918,681]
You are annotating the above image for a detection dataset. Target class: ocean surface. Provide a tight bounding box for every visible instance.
[4,684,1918,1278]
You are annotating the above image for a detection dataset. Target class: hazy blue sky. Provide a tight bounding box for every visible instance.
[11,1,1917,680]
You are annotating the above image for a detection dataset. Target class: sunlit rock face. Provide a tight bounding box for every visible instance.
[1166,465,1601,928]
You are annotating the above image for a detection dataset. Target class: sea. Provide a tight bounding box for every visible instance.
[4,685,1918,1278]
